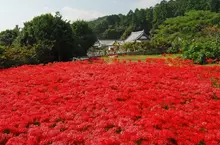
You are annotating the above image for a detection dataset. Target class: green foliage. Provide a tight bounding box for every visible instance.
[0,26,19,46]
[120,10,220,61]
[89,10,149,39]
[1,0,220,68]
[0,41,55,68]
[89,0,220,39]
[121,41,168,55]
[0,13,98,68]
[167,37,183,54]
[102,28,124,39]
[153,0,176,28]
[153,10,220,58]
[0,45,4,55]
[72,20,97,56]
[32,40,54,63]
[120,25,133,40]
[182,39,220,64]
[0,46,37,68]
[16,12,75,62]
[209,0,220,12]
[154,10,220,40]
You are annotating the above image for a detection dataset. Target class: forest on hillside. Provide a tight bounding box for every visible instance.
[89,0,220,40]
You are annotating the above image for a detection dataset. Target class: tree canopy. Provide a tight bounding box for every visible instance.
[72,20,97,56]
[153,10,220,42]
[153,10,220,63]
[16,12,75,62]
[0,26,19,47]
[0,13,96,68]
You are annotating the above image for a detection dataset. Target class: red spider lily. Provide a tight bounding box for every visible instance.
[207,58,213,64]
[0,59,220,144]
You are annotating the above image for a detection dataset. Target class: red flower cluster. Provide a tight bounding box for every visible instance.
[0,59,220,145]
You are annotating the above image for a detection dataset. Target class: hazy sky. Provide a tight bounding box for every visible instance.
[0,0,162,31]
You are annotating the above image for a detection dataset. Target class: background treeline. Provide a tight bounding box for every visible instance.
[120,10,220,64]
[0,12,96,68]
[153,10,220,64]
[89,0,220,40]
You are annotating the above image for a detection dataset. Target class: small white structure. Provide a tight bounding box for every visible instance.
[94,40,123,50]
[89,40,122,56]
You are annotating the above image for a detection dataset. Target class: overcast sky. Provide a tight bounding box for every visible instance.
[0,0,162,31]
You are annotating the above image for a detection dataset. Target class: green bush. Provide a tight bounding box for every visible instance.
[32,40,54,63]
[121,41,169,55]
[182,39,220,64]
[0,46,37,68]
[167,37,183,54]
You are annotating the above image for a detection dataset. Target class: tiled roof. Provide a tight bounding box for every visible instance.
[99,40,116,46]
[117,40,125,45]
[125,30,148,42]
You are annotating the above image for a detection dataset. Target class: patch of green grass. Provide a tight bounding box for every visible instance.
[102,54,220,66]
[103,54,182,63]
[204,63,220,66]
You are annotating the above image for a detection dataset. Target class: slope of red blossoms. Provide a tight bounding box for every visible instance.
[0,59,220,145]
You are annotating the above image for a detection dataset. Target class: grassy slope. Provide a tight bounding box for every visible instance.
[103,54,182,62]
[103,54,220,66]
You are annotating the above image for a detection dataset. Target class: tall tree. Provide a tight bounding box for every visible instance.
[146,7,154,34]
[153,0,176,29]
[209,0,220,12]
[72,20,97,56]
[186,0,209,10]
[120,25,133,40]
[0,25,19,47]
[16,12,75,62]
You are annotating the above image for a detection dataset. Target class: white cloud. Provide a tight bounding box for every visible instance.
[133,0,162,9]
[61,7,106,22]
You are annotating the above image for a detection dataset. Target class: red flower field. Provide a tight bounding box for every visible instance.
[0,59,220,145]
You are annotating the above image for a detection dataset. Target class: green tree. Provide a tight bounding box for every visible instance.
[153,10,220,43]
[16,12,75,62]
[146,7,154,34]
[120,25,133,40]
[186,0,209,11]
[0,25,19,47]
[72,20,97,56]
[153,10,220,62]
[209,0,220,12]
[153,0,176,29]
